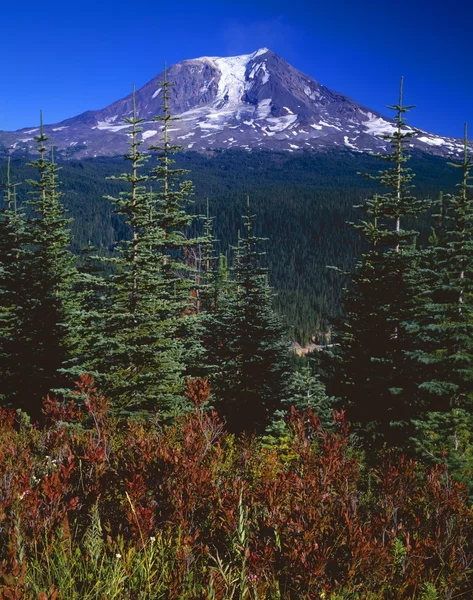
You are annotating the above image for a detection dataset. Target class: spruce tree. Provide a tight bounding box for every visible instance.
[409,125,473,410]
[4,115,77,418]
[333,79,430,446]
[205,200,291,434]
[74,88,190,415]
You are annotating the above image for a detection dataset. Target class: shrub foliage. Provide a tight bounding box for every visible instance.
[0,377,472,599]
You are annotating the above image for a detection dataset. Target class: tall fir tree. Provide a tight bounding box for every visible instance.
[204,199,291,433]
[332,79,431,447]
[197,200,222,314]
[2,115,77,418]
[70,76,203,417]
[409,125,473,411]
[149,70,204,384]
[72,88,192,416]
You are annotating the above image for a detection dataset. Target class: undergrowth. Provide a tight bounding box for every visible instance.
[0,376,472,599]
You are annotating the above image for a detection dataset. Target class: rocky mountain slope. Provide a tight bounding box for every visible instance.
[0,48,468,158]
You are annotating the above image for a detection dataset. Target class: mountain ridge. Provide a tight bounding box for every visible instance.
[1,48,469,159]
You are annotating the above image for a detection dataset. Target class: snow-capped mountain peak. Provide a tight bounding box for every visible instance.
[1,48,470,159]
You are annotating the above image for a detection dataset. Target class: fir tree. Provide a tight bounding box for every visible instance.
[71,75,203,416]
[409,125,473,410]
[198,200,221,314]
[75,88,189,415]
[148,70,204,386]
[333,79,430,446]
[200,250,237,383]
[0,158,26,405]
[264,362,336,448]
[411,408,473,499]
[206,200,291,434]
[4,115,77,418]
[286,363,335,425]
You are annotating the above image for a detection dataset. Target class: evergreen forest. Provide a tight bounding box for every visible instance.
[1,80,473,599]
[1,145,460,345]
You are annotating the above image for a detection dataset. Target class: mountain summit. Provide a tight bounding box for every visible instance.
[1,48,467,158]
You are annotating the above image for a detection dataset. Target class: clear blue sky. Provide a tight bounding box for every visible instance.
[2,0,472,139]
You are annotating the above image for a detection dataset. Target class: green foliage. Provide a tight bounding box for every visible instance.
[286,363,336,423]
[332,79,434,447]
[409,125,473,411]
[203,200,291,433]
[264,363,336,449]
[411,409,473,498]
[419,582,440,600]
[68,84,202,416]
[1,149,459,344]
[0,158,25,404]
[0,116,77,418]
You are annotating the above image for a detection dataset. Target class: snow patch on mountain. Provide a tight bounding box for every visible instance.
[94,121,129,132]
[319,120,341,131]
[266,114,298,132]
[417,135,447,147]
[344,136,359,150]
[252,47,270,58]
[256,98,272,120]
[142,130,158,140]
[363,116,397,136]
[304,85,319,101]
[213,55,247,106]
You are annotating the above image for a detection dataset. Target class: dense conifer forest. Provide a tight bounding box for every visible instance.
[0,148,460,344]
[1,81,473,598]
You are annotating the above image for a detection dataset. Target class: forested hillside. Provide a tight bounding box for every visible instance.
[0,149,459,343]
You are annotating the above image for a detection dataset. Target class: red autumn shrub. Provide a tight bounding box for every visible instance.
[1,376,472,599]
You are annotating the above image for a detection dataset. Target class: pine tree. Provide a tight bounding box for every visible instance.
[4,114,77,417]
[205,200,291,434]
[333,79,430,446]
[0,158,26,405]
[73,88,190,415]
[410,124,473,410]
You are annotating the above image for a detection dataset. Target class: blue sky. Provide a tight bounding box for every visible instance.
[2,0,472,138]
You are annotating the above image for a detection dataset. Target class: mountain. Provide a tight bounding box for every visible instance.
[0,48,469,159]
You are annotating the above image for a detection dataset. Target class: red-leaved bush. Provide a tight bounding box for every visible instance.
[1,376,472,599]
